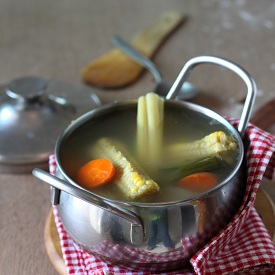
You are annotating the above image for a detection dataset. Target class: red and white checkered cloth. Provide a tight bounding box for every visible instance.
[49,119,275,275]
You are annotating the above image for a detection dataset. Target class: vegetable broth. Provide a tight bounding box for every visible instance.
[59,102,239,203]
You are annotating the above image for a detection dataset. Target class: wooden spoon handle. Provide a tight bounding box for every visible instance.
[131,11,185,57]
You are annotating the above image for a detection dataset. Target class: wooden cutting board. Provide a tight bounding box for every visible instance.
[44,188,275,275]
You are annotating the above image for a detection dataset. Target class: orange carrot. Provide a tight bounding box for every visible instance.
[76,158,115,188]
[178,172,218,192]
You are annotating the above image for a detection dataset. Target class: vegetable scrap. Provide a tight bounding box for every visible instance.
[178,172,219,192]
[137,92,164,164]
[91,137,159,199]
[76,158,115,188]
[165,131,237,166]
[161,156,224,184]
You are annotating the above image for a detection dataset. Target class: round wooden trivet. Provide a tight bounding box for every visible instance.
[44,188,275,275]
[44,210,67,275]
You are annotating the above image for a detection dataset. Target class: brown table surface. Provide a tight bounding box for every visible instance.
[0,1,274,274]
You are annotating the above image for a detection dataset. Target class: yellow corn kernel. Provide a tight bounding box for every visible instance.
[165,131,237,164]
[91,137,159,199]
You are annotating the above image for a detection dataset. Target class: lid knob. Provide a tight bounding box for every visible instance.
[5,76,47,102]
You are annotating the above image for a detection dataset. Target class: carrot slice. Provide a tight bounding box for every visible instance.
[178,172,218,192]
[76,159,115,188]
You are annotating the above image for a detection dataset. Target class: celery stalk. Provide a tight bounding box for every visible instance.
[159,156,225,184]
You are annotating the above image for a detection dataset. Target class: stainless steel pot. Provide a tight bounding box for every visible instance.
[33,56,256,273]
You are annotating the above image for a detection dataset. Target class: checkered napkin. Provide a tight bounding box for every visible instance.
[49,119,275,275]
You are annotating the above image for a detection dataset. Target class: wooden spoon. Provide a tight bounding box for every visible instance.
[81,11,185,88]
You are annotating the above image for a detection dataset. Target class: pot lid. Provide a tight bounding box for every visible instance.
[0,76,101,173]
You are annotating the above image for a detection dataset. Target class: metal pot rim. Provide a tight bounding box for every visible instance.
[54,99,244,207]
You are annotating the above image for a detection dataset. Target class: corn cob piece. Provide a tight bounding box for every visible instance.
[91,137,159,199]
[165,131,237,165]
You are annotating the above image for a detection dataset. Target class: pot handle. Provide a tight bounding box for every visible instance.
[166,56,257,137]
[32,168,144,245]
